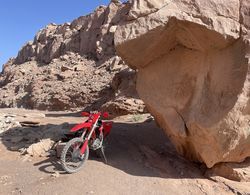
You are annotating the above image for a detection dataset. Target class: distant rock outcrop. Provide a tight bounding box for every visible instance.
[115,0,250,167]
[0,2,145,115]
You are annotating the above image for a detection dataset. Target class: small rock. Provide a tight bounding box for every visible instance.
[19,148,27,155]
[61,65,72,72]
[26,138,55,157]
[73,65,85,72]
[51,171,60,178]
[9,146,20,151]
[20,121,40,127]
[21,154,31,162]
[5,117,13,124]
[109,25,117,33]
[205,161,250,182]
[20,69,26,74]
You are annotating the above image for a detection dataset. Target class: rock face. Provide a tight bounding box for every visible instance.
[0,2,145,115]
[115,0,250,167]
[14,3,124,64]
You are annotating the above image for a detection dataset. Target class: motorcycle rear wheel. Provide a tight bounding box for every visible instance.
[61,137,89,173]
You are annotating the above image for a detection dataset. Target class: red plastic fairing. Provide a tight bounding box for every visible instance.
[70,122,92,132]
[102,121,112,137]
[102,112,109,118]
[91,113,101,123]
[81,112,90,117]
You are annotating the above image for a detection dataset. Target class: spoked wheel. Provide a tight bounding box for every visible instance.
[61,138,89,173]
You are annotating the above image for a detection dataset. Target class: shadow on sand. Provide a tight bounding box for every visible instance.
[0,118,205,179]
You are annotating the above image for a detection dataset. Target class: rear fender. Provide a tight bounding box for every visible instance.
[102,121,112,137]
[70,122,92,132]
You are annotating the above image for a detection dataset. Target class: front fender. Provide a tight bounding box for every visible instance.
[70,122,92,132]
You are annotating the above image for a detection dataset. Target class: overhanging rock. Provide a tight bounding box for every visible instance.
[115,0,250,168]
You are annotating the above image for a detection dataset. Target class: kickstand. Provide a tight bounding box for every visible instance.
[99,146,108,164]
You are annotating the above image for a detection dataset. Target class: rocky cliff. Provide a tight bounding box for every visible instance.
[0,2,145,115]
[115,0,250,168]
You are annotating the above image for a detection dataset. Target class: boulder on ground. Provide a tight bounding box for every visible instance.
[115,0,250,168]
[26,138,55,157]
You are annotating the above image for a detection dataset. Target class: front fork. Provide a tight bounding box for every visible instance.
[80,118,100,155]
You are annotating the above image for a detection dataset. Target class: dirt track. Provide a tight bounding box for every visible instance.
[0,109,249,195]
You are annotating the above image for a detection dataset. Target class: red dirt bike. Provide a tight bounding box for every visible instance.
[60,111,112,173]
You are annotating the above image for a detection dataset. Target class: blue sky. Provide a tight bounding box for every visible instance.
[0,0,111,71]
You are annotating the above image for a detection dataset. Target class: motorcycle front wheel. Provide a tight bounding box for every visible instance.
[60,137,89,173]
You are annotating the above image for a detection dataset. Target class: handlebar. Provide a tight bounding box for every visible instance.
[81,111,109,118]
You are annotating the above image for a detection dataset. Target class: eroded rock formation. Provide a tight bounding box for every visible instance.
[115,0,250,167]
[0,2,145,115]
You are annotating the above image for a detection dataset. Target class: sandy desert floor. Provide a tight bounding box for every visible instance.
[0,109,249,195]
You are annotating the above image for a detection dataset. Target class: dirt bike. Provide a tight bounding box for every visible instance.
[60,111,112,173]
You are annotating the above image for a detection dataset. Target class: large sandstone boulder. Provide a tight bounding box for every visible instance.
[115,0,250,167]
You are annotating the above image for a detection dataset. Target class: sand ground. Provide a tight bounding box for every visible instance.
[0,109,249,195]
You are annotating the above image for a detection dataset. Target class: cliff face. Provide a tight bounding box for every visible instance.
[0,2,145,114]
[115,0,250,167]
[14,3,125,64]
